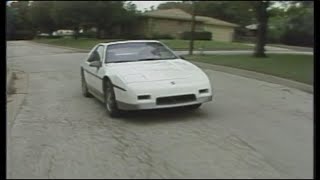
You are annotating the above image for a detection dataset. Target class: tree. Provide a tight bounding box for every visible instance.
[253,1,269,58]
[9,1,33,30]
[7,1,141,40]
[120,2,140,38]
[85,1,127,39]
[49,1,138,39]
[29,1,56,34]
[10,1,32,30]
[51,1,82,39]
[189,2,196,55]
[7,1,35,40]
[266,1,313,47]
[280,1,314,47]
[157,1,255,27]
[158,2,191,12]
[6,6,17,39]
[124,1,139,13]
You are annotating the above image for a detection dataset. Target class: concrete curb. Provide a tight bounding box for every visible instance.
[28,41,90,53]
[6,69,13,94]
[268,44,313,52]
[190,60,313,94]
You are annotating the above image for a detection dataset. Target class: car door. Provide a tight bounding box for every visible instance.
[84,45,105,97]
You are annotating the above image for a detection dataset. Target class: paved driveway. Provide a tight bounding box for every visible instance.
[7,41,313,179]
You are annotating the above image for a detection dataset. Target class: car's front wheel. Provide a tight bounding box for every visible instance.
[104,80,122,117]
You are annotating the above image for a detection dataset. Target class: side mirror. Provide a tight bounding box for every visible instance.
[88,56,95,62]
[89,61,102,68]
[88,51,100,62]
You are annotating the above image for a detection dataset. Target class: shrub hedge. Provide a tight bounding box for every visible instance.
[180,31,212,40]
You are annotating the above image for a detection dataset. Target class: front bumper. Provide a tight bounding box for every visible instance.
[116,95,212,110]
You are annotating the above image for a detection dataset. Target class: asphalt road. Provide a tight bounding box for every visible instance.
[7,41,313,179]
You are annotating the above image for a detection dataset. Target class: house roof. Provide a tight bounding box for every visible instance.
[196,16,238,27]
[142,9,203,22]
[142,9,239,27]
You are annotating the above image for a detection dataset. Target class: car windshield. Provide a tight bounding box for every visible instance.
[105,42,178,63]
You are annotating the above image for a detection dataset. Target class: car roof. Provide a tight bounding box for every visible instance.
[99,40,161,46]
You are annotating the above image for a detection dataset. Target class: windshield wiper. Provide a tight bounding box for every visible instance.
[108,57,176,63]
[108,60,138,63]
[137,57,176,61]
[137,58,161,61]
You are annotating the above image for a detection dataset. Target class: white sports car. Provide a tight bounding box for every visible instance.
[80,40,213,117]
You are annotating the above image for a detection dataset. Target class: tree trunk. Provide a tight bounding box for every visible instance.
[253,1,269,58]
[73,26,79,40]
[96,26,101,39]
[189,2,196,55]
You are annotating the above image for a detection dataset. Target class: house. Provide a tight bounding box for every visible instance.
[245,24,257,36]
[245,23,276,36]
[53,29,75,36]
[133,9,239,42]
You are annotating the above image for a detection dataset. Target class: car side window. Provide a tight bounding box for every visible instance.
[96,46,104,62]
[88,45,104,62]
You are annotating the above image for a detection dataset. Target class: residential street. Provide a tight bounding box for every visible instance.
[7,41,313,179]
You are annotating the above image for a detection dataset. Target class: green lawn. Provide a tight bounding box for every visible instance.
[184,54,313,85]
[33,37,253,51]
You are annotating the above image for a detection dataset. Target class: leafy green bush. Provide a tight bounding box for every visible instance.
[124,34,152,40]
[9,30,35,40]
[35,34,63,39]
[151,33,174,40]
[234,36,256,43]
[47,35,63,39]
[280,11,314,47]
[80,31,96,38]
[180,31,212,40]
[267,5,313,47]
[281,30,313,47]
[267,29,282,43]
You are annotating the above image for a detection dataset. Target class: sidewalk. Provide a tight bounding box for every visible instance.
[243,43,313,52]
[7,68,13,94]
[242,43,292,51]
[268,44,313,52]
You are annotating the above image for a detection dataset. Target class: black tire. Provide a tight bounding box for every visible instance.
[187,103,202,110]
[81,70,92,97]
[104,80,122,117]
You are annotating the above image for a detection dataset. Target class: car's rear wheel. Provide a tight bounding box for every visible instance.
[81,70,92,97]
[104,80,122,117]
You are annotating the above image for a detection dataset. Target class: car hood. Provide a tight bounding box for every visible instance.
[107,59,206,84]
